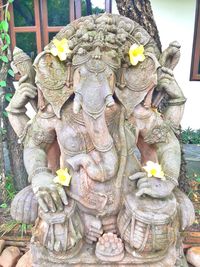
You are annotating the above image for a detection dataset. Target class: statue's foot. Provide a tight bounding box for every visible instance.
[95,233,124,262]
[102,215,117,233]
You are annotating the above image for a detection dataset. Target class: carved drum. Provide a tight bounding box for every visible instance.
[32,198,84,258]
[117,193,178,256]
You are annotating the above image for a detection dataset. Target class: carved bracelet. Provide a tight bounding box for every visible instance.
[29,167,52,182]
[5,105,27,115]
[165,174,179,186]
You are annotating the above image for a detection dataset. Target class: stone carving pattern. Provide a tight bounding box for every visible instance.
[7,13,194,267]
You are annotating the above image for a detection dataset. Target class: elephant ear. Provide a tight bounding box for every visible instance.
[115,53,160,117]
[33,51,73,118]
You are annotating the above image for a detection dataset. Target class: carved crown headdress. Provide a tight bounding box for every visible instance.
[45,13,160,65]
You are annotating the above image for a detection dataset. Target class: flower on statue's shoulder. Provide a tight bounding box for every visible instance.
[143,161,165,180]
[53,168,71,186]
[129,43,145,66]
[50,38,72,61]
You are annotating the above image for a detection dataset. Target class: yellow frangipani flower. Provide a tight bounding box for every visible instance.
[50,38,71,61]
[143,161,165,180]
[53,168,72,186]
[129,44,145,66]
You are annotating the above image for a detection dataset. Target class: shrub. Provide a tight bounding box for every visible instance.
[181,128,200,144]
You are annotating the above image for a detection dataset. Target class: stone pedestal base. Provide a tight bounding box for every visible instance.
[31,242,179,267]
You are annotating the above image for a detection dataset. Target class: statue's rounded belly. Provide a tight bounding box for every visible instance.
[68,170,121,217]
[57,126,86,156]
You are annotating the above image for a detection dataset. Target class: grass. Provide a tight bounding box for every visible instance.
[181,128,200,144]
[0,221,33,238]
[187,172,200,228]
[0,173,16,209]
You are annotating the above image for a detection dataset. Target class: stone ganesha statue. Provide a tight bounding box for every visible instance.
[7,13,195,266]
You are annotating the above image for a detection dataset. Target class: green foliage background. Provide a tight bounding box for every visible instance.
[182,128,200,144]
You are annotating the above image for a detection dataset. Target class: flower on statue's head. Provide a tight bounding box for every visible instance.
[50,38,71,61]
[129,43,145,66]
[143,161,165,180]
[53,168,71,186]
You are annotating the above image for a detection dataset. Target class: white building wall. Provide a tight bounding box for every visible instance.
[150,0,199,129]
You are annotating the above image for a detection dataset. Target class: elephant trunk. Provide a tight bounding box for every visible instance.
[69,67,118,181]
[83,110,118,181]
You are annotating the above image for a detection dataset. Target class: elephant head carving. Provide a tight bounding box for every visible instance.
[34,13,162,121]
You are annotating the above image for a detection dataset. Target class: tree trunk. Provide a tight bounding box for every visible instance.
[115,0,189,193]
[0,92,7,203]
[115,0,162,52]
[4,80,28,192]
[5,116,28,192]
[0,2,28,198]
[0,38,10,203]
[0,70,28,194]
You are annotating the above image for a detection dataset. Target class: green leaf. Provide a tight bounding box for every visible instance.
[0,203,8,209]
[8,69,14,77]
[0,55,8,63]
[196,177,200,183]
[2,44,8,51]
[5,10,11,21]
[3,111,8,117]
[5,34,10,45]
[1,21,9,32]
[0,80,6,87]
[1,33,5,39]
[0,127,6,135]
[9,0,14,3]
[5,93,12,102]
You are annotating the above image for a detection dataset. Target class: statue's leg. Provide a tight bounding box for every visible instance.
[102,215,118,233]
[78,211,103,244]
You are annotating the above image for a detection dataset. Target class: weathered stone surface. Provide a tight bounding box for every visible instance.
[186,247,200,267]
[16,250,32,267]
[0,246,20,267]
[0,240,6,255]
[7,13,194,267]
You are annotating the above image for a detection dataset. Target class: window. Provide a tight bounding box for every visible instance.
[9,0,42,58]
[40,0,71,47]
[9,0,112,58]
[191,0,200,80]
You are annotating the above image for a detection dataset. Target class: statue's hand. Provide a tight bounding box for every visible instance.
[157,67,184,100]
[9,83,37,111]
[32,173,68,213]
[136,177,175,198]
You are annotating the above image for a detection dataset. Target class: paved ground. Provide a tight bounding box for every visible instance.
[184,144,200,161]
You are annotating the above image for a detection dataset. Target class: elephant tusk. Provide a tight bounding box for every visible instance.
[105,95,115,107]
